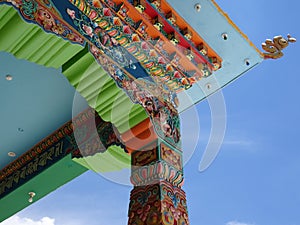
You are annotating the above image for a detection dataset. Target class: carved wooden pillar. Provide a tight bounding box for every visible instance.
[127,137,189,225]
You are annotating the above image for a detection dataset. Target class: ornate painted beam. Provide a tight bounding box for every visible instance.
[0,108,125,200]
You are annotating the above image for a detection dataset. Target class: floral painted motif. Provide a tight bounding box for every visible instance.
[0,0,192,146]
[89,43,181,146]
[1,0,85,44]
[129,140,188,224]
[129,182,189,225]
[67,0,208,93]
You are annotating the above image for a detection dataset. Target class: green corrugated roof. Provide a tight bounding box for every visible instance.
[0,5,83,68]
[73,145,130,173]
[61,46,147,133]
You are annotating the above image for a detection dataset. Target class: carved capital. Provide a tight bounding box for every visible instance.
[130,160,184,187]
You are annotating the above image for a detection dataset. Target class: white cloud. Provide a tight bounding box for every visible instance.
[226,221,255,225]
[1,216,55,225]
[223,139,253,146]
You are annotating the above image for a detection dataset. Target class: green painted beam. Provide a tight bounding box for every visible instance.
[73,145,131,173]
[0,155,87,222]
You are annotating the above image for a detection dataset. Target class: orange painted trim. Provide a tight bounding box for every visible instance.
[160,0,222,62]
[210,0,264,58]
[121,118,158,153]
[112,0,219,74]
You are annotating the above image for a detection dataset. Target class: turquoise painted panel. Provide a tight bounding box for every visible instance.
[166,0,264,112]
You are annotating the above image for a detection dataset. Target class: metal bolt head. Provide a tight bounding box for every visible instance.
[205,83,212,90]
[195,3,201,12]
[244,59,250,66]
[5,74,13,81]
[8,152,16,157]
[222,33,228,40]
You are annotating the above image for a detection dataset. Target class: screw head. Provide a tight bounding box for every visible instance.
[195,3,201,12]
[8,152,16,157]
[5,74,13,81]
[245,59,250,66]
[222,33,228,40]
[205,83,212,90]
[28,192,36,203]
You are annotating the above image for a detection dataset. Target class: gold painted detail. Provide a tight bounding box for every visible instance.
[262,34,296,59]
[160,143,182,170]
[132,147,158,167]
[0,141,64,196]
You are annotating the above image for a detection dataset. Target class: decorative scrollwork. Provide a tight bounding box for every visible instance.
[262,34,296,59]
[21,0,38,19]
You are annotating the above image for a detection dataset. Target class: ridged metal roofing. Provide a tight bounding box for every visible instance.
[62,47,148,133]
[0,5,83,68]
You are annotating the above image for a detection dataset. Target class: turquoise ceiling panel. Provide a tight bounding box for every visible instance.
[165,0,264,112]
[0,51,88,169]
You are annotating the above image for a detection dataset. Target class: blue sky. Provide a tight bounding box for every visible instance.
[1,0,300,225]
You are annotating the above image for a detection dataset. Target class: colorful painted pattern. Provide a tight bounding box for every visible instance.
[128,181,189,225]
[71,113,125,158]
[131,141,183,187]
[0,2,192,223]
[88,43,181,146]
[0,0,182,146]
[129,139,188,224]
[131,160,184,187]
[0,108,126,197]
[0,0,85,44]
[0,139,69,198]
[160,143,182,170]
[66,0,213,93]
[0,109,75,181]
[127,0,222,71]
[131,146,158,167]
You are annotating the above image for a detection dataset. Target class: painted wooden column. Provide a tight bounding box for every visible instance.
[124,119,189,225]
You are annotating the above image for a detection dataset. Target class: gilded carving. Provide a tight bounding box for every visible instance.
[262,34,296,59]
